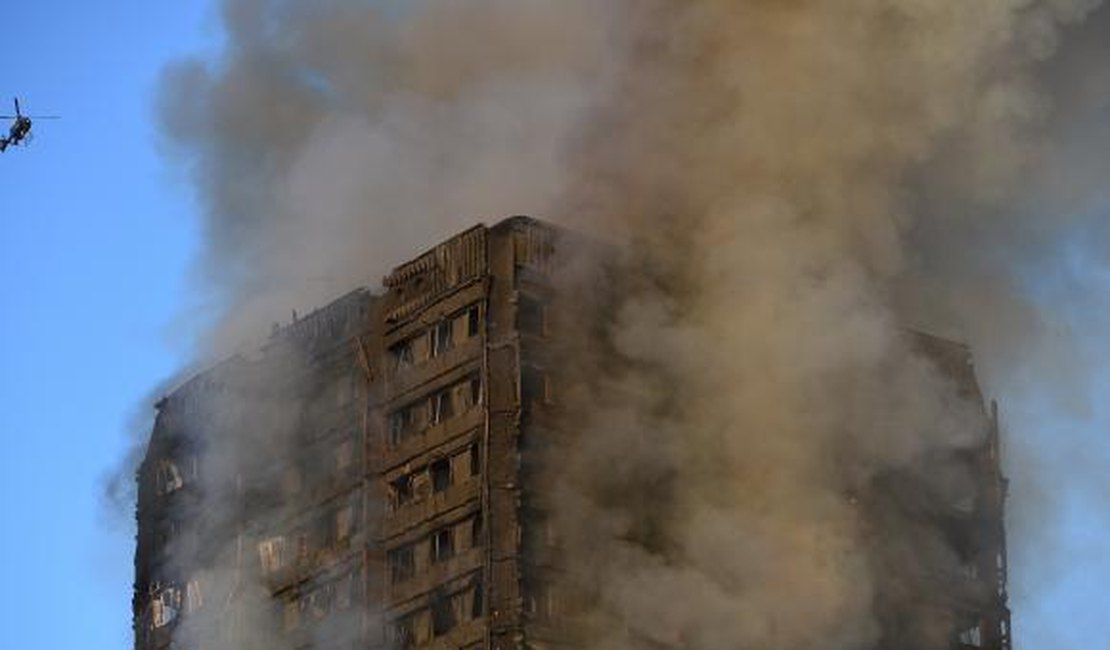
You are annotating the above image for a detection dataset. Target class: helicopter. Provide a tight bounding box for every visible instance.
[0,98,59,152]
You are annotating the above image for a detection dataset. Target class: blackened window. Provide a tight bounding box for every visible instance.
[431,320,453,357]
[431,458,451,493]
[471,514,483,547]
[389,408,412,445]
[467,305,480,337]
[431,528,454,563]
[388,544,415,584]
[521,366,548,412]
[469,443,481,476]
[156,459,184,495]
[390,340,414,372]
[468,377,482,408]
[393,614,415,649]
[517,295,545,335]
[391,474,413,509]
[472,580,484,619]
[431,594,455,636]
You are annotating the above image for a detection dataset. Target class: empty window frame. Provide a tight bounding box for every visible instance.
[433,581,483,636]
[466,376,482,409]
[431,389,455,424]
[431,458,451,493]
[389,544,416,584]
[392,445,478,512]
[471,580,484,619]
[392,305,482,371]
[470,513,484,548]
[431,594,456,637]
[393,619,414,649]
[469,443,481,476]
[466,305,480,338]
[390,474,414,510]
[392,611,423,650]
[390,339,415,372]
[431,528,455,563]
[389,407,415,445]
[431,319,454,357]
[447,305,481,347]
[411,470,432,501]
[398,378,480,444]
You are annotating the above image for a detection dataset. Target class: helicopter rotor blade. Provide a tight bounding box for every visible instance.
[13,97,20,117]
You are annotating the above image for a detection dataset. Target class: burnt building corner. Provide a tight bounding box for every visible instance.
[133,216,1011,650]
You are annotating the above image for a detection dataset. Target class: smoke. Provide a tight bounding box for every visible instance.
[152,0,1110,649]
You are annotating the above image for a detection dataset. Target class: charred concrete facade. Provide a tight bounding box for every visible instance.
[134,216,1011,650]
[871,334,1013,650]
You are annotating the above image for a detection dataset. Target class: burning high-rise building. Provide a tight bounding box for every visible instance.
[134,216,1011,650]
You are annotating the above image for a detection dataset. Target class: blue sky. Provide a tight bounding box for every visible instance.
[0,3,210,647]
[0,3,1105,650]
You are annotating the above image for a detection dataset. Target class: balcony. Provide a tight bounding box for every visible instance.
[388,338,482,400]
[387,547,484,604]
[424,617,484,650]
[384,479,482,540]
[385,409,484,468]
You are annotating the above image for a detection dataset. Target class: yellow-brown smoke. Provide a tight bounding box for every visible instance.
[156,1,1110,648]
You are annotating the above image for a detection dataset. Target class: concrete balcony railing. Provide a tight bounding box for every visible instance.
[384,409,484,469]
[387,338,482,400]
[260,544,361,594]
[425,617,484,650]
[386,547,484,605]
[383,480,481,540]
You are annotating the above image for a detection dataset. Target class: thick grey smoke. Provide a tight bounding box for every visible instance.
[155,0,1110,648]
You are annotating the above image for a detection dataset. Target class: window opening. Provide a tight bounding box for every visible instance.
[431,320,454,357]
[517,295,546,335]
[431,458,451,493]
[389,544,416,584]
[432,390,454,424]
[469,443,481,476]
[390,340,414,372]
[390,474,414,510]
[431,594,456,636]
[467,305,480,337]
[156,459,184,495]
[431,528,454,563]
